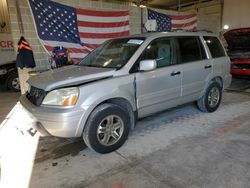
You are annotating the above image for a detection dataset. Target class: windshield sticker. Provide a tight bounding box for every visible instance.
[127,39,144,45]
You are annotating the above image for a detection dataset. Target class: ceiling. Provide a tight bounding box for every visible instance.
[124,0,215,10]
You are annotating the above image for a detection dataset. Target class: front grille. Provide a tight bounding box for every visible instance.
[26,86,46,106]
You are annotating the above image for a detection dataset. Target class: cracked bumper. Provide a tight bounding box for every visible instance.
[19,95,85,138]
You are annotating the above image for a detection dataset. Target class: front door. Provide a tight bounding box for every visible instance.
[135,37,182,118]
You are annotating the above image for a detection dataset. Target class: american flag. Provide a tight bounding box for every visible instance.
[147,9,197,32]
[28,0,129,62]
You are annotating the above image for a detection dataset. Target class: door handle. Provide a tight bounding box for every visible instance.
[171,71,181,76]
[204,65,212,69]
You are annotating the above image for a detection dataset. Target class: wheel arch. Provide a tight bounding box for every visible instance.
[101,97,136,130]
[77,96,137,137]
[82,99,132,153]
[199,76,224,99]
[211,76,223,89]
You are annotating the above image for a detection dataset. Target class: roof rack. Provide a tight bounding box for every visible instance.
[172,29,186,32]
[195,29,213,33]
[171,29,213,33]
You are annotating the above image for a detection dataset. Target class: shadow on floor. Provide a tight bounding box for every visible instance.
[227,77,250,93]
[35,137,87,163]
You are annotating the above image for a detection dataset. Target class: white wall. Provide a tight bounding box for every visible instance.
[223,0,250,29]
[181,0,221,33]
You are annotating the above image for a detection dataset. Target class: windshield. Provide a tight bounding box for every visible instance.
[78,38,144,69]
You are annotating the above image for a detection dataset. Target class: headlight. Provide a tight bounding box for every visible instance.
[42,87,79,107]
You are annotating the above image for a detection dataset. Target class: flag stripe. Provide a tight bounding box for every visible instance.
[78,25,129,34]
[71,58,84,62]
[172,19,197,28]
[76,8,129,17]
[69,53,87,58]
[83,43,100,49]
[79,31,130,39]
[77,20,129,28]
[79,38,106,47]
[77,15,129,23]
[171,14,197,20]
[172,16,197,25]
[171,13,197,31]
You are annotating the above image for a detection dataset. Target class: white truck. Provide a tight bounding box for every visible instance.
[0,34,19,91]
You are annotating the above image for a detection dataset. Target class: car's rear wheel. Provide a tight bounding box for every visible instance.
[197,82,222,112]
[83,103,130,154]
[6,73,20,92]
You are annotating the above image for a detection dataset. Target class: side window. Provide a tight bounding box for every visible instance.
[177,37,207,63]
[203,36,225,58]
[140,38,175,68]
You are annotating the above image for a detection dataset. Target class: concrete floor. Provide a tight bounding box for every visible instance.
[0,90,20,123]
[0,78,250,188]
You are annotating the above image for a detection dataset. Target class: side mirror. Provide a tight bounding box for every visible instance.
[139,60,157,72]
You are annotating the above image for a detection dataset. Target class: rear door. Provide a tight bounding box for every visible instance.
[134,37,182,118]
[176,36,212,100]
[203,36,231,88]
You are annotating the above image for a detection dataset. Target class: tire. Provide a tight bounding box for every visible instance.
[197,82,222,112]
[83,103,130,154]
[6,73,20,92]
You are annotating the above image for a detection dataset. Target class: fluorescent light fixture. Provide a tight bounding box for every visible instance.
[223,25,229,30]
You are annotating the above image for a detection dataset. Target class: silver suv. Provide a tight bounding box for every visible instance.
[20,32,232,153]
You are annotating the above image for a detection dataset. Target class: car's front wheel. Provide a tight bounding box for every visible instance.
[197,82,222,112]
[83,103,130,154]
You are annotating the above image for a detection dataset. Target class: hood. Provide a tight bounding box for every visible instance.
[28,65,116,91]
[223,28,250,51]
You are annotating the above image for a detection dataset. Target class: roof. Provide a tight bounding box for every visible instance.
[124,31,218,40]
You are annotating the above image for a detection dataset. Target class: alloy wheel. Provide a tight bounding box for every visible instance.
[97,115,124,146]
[208,87,220,108]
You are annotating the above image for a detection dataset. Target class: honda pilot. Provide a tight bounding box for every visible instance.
[19,32,232,153]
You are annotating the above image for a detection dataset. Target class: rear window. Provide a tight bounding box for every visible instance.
[177,37,207,63]
[203,36,225,58]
